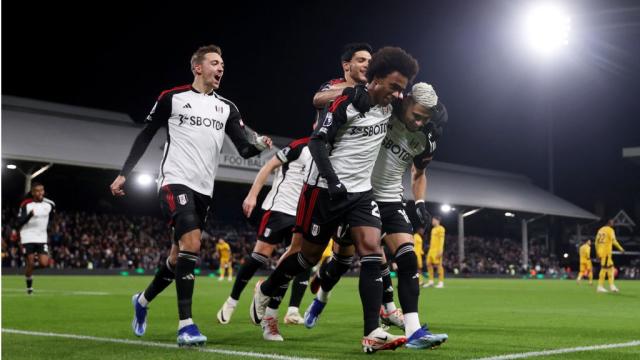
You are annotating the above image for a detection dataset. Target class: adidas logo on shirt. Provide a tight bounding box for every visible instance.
[183,103,192,109]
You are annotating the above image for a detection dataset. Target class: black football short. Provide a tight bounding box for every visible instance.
[23,243,49,255]
[379,201,414,236]
[257,210,295,245]
[159,184,210,243]
[294,184,381,245]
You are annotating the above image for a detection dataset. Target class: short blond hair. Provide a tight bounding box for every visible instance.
[410,82,438,108]
[190,44,222,74]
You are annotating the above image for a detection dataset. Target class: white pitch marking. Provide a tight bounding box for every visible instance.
[2,328,319,360]
[473,340,640,360]
[2,288,110,296]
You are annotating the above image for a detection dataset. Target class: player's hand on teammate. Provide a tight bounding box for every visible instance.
[415,200,431,226]
[242,195,257,218]
[349,84,371,114]
[328,180,348,201]
[110,175,127,196]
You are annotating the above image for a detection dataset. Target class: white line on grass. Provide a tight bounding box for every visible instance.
[473,340,640,360]
[2,328,319,360]
[2,288,110,295]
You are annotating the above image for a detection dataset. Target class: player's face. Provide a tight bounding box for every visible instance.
[402,98,432,132]
[431,217,439,227]
[344,50,371,84]
[370,71,408,106]
[196,52,225,90]
[31,185,44,202]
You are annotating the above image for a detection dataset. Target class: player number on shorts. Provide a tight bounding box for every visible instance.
[371,201,380,218]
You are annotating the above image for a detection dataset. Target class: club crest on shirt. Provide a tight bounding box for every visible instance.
[311,224,320,237]
[264,228,271,237]
[178,194,188,205]
[323,113,333,127]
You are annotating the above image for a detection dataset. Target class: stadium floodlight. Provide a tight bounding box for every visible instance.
[523,3,571,56]
[563,253,569,258]
[505,212,516,217]
[6,164,17,170]
[441,204,452,213]
[136,174,153,186]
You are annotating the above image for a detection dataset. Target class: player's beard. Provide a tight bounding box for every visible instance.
[349,64,366,84]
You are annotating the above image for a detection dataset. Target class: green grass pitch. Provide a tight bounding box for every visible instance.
[2,275,639,359]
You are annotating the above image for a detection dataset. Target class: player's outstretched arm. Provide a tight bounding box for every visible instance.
[112,93,170,196]
[313,81,349,109]
[411,164,431,226]
[225,104,272,159]
[308,93,352,199]
[243,156,283,218]
[111,124,161,197]
[16,202,34,228]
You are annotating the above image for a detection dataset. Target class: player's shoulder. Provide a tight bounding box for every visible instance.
[287,137,311,149]
[20,198,33,207]
[213,93,239,110]
[43,198,56,207]
[157,84,192,100]
[318,78,346,92]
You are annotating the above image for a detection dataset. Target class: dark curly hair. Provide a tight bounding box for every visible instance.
[366,46,419,83]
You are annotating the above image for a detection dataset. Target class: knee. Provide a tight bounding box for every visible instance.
[302,250,321,266]
[254,241,275,257]
[167,252,178,267]
[395,244,417,273]
[180,236,201,252]
[336,244,355,257]
[357,242,382,257]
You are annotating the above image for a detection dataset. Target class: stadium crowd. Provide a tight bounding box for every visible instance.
[2,209,639,279]
[1,209,258,271]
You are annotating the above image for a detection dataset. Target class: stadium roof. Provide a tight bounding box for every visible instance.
[2,95,598,220]
[1,95,280,184]
[623,146,640,166]
[401,162,598,220]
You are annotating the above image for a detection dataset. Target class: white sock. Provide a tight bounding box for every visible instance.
[287,306,299,314]
[178,318,194,329]
[226,297,238,307]
[317,288,330,303]
[404,312,421,337]
[265,307,278,318]
[384,302,397,313]
[137,293,149,307]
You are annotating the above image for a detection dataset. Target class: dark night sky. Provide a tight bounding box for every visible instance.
[2,0,640,217]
